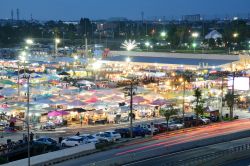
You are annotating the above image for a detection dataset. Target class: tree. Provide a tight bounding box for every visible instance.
[160,106,178,131]
[193,88,204,125]
[208,38,216,48]
[225,92,235,119]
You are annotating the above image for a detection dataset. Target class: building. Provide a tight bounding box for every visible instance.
[182,14,201,22]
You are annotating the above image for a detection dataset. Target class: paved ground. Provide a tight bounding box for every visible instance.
[0,117,164,144]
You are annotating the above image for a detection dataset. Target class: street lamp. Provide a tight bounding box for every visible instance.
[125,57,131,63]
[145,41,150,51]
[55,38,60,56]
[26,39,33,45]
[23,74,31,166]
[191,32,199,38]
[192,43,197,53]
[233,33,239,38]
[160,31,166,38]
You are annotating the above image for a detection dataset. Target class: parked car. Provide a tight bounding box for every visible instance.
[41,122,55,130]
[61,136,86,147]
[80,134,99,144]
[34,137,57,145]
[115,127,146,138]
[115,128,130,138]
[104,131,121,141]
[154,123,167,132]
[160,122,177,131]
[93,132,114,142]
[137,124,159,134]
[199,116,211,124]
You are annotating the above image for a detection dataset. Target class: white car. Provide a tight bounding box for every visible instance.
[61,136,86,147]
[161,122,177,131]
[80,134,99,144]
[93,132,114,142]
[200,116,211,124]
[104,131,121,141]
[137,124,159,134]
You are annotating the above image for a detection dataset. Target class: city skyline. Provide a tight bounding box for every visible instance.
[0,0,250,21]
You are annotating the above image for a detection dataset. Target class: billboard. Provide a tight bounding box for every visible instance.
[228,77,250,91]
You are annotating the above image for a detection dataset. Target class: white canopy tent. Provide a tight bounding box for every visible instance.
[205,30,222,40]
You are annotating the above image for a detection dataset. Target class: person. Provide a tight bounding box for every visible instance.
[76,132,80,136]
[30,132,34,141]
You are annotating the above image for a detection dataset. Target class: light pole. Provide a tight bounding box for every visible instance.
[232,33,238,52]
[55,38,60,56]
[145,41,150,52]
[124,79,137,138]
[23,74,31,166]
[191,32,199,53]
[192,43,197,53]
[179,77,186,123]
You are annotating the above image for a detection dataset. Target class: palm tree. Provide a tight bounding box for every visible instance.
[225,92,235,119]
[160,106,178,131]
[193,88,204,125]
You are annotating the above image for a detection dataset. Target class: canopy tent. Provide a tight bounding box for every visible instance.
[0,88,17,96]
[48,110,69,117]
[68,100,87,107]
[205,30,222,40]
[127,96,149,104]
[58,71,70,76]
[151,98,170,106]
[0,80,16,85]
[85,96,99,103]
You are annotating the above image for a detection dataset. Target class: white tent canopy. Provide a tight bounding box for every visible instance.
[205,30,222,40]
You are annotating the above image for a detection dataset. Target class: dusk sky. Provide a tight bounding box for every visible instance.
[0,0,250,20]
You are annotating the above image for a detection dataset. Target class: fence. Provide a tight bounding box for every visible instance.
[165,143,250,166]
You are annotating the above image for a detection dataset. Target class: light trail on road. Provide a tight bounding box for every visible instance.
[115,119,250,156]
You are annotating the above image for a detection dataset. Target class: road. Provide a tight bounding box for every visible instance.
[123,136,250,166]
[55,119,250,166]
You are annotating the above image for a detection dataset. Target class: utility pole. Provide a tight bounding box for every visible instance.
[182,80,186,123]
[26,75,30,166]
[220,73,224,121]
[23,74,31,166]
[129,81,133,138]
[17,62,20,97]
[231,72,235,119]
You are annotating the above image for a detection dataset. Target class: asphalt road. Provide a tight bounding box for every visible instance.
[55,119,250,166]
[124,136,250,166]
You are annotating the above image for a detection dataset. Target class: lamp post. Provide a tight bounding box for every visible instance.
[179,77,186,123]
[55,38,60,56]
[192,43,197,53]
[145,41,150,52]
[232,33,238,52]
[124,79,137,138]
[23,74,31,166]
[191,32,199,53]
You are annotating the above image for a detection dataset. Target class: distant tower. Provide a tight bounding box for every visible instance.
[11,9,14,21]
[30,13,33,21]
[141,11,144,23]
[16,8,19,20]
